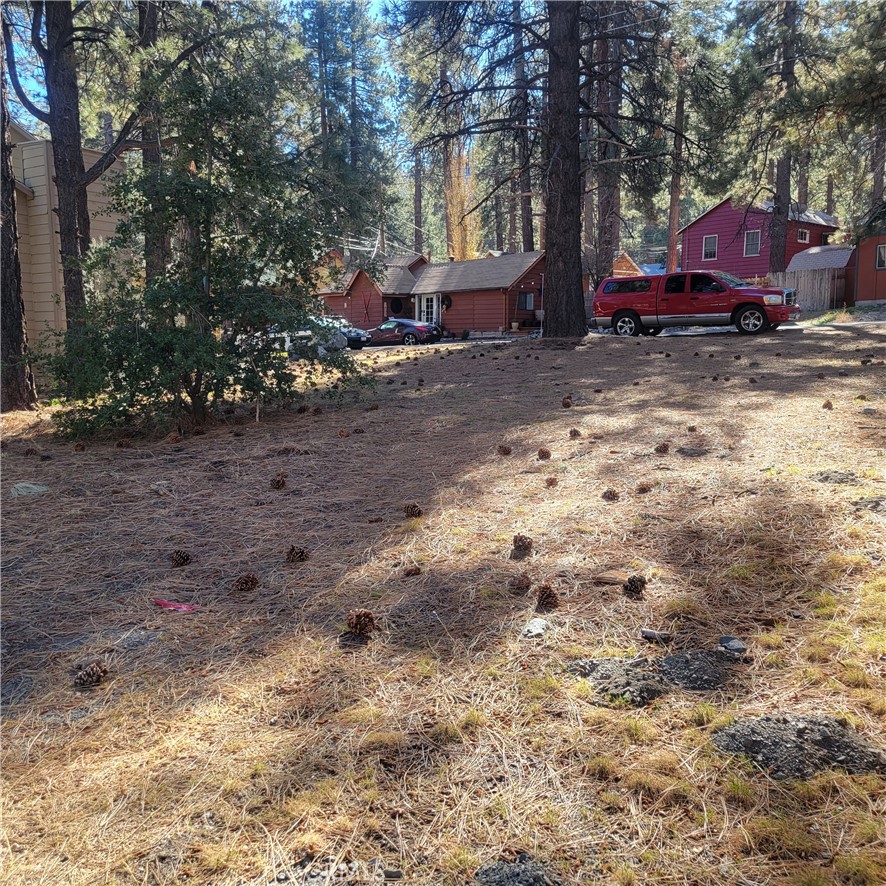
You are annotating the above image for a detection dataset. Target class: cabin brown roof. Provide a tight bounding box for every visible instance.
[410,251,544,295]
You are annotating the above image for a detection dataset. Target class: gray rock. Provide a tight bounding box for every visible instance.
[810,470,859,485]
[719,636,748,655]
[475,855,562,885]
[861,407,878,415]
[852,496,886,513]
[660,650,733,690]
[521,618,549,639]
[569,657,668,707]
[713,714,886,779]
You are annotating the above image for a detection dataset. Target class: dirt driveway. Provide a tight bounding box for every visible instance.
[2,325,884,885]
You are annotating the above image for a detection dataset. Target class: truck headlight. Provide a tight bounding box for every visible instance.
[763,295,784,305]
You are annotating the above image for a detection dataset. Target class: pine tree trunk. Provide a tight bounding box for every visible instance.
[44,1,91,329]
[494,187,504,251]
[543,1,585,338]
[138,1,168,285]
[1,69,38,411]
[797,149,810,208]
[770,151,791,273]
[666,79,685,273]
[413,149,423,255]
[512,1,534,252]
[508,160,518,252]
[826,174,835,215]
[872,125,885,208]
[440,65,455,258]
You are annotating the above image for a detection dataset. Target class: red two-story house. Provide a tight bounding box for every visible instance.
[679,197,839,279]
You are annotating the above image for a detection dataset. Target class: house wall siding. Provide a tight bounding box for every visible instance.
[443,290,507,335]
[680,200,837,279]
[856,235,886,303]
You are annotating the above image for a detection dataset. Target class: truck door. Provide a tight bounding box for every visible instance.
[688,273,732,322]
[656,274,688,325]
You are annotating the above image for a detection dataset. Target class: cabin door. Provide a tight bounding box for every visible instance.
[418,294,439,325]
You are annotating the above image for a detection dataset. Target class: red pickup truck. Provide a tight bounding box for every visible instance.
[591,270,800,336]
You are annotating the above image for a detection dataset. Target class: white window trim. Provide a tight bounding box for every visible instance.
[744,230,761,257]
[877,244,886,270]
[702,234,718,261]
[798,228,810,243]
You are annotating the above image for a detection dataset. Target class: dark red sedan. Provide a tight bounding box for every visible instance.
[366,318,442,346]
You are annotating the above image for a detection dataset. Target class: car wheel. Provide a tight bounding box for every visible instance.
[403,333,419,345]
[735,305,768,335]
[612,311,642,337]
[641,326,663,336]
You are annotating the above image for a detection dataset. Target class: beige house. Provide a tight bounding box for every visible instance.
[9,120,122,343]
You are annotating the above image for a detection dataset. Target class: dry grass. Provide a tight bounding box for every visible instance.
[2,328,885,885]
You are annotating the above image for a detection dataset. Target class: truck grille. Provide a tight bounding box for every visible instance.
[783,289,798,306]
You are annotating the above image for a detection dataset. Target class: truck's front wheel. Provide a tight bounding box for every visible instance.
[735,305,768,335]
[612,311,642,337]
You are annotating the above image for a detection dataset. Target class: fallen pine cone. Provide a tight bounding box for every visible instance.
[623,574,647,598]
[296,404,309,414]
[822,400,833,410]
[337,428,350,438]
[192,427,206,436]
[74,661,108,688]
[367,403,380,411]
[509,573,532,592]
[271,471,288,490]
[654,442,670,454]
[561,397,573,408]
[353,428,365,434]
[23,446,39,457]
[116,438,132,449]
[687,425,697,433]
[536,584,560,610]
[171,550,192,567]
[286,546,309,563]
[545,476,559,488]
[497,444,513,456]
[602,489,620,502]
[569,428,582,439]
[816,372,825,379]
[403,565,422,577]
[537,447,552,460]
[74,442,87,452]
[404,503,423,518]
[347,608,377,636]
[635,481,653,494]
[512,533,534,554]
[232,573,259,593]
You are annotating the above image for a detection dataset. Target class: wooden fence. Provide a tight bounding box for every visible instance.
[769,268,852,312]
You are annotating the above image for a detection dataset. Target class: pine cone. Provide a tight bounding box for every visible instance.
[296,403,309,414]
[687,425,697,433]
[537,448,552,460]
[347,608,377,636]
[545,476,559,488]
[171,550,192,568]
[822,400,833,410]
[23,446,38,457]
[509,572,532,592]
[116,438,132,449]
[404,503,423,518]
[536,584,560,610]
[311,406,323,416]
[654,442,669,454]
[232,573,259,593]
[74,661,108,688]
[512,533,534,554]
[337,428,350,438]
[569,428,582,439]
[497,444,513,456]
[602,489,620,502]
[367,403,380,411]
[74,442,87,452]
[271,471,288,490]
[193,427,206,435]
[286,546,309,563]
[623,574,647,598]
[353,428,365,434]
[561,397,573,408]
[635,482,653,494]
[403,565,422,577]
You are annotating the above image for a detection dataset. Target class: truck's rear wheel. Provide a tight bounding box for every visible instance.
[735,305,768,335]
[612,311,642,337]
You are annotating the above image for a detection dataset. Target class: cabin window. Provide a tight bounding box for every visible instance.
[702,235,718,260]
[744,230,761,257]
[602,279,652,294]
[877,244,886,269]
[517,292,534,311]
[798,229,810,243]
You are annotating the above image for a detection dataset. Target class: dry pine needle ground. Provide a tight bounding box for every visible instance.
[2,326,885,885]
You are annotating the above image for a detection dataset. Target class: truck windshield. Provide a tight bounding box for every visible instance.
[712,271,750,288]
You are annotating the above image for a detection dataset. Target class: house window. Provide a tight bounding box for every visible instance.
[702,235,718,260]
[821,233,830,245]
[877,244,886,269]
[798,229,810,243]
[744,230,761,257]
[517,291,534,311]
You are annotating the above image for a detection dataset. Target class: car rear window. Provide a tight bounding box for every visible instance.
[602,279,652,294]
